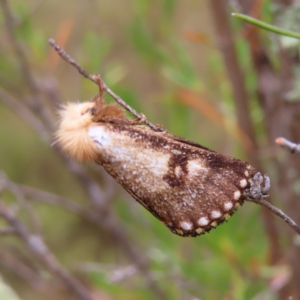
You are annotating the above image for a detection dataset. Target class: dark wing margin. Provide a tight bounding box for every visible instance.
[164,132,216,152]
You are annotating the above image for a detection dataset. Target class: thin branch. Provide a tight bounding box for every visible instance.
[0,227,15,235]
[0,250,48,289]
[0,172,41,236]
[1,174,168,299]
[0,0,55,130]
[246,198,300,235]
[245,172,300,235]
[0,0,38,93]
[0,87,49,141]
[17,184,87,215]
[0,201,94,300]
[275,137,300,155]
[0,250,59,292]
[48,38,163,132]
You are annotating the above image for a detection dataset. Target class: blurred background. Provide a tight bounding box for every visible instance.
[1,0,300,299]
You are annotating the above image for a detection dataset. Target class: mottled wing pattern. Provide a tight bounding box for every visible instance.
[91,123,255,237]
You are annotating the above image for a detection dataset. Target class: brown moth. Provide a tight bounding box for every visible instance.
[55,80,267,237]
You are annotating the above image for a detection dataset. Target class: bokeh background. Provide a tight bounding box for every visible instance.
[1,0,300,299]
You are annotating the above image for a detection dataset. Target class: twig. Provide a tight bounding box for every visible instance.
[275,137,300,155]
[1,174,168,299]
[17,184,88,215]
[0,227,15,235]
[48,38,163,132]
[0,172,41,236]
[0,201,94,300]
[245,173,300,235]
[78,263,138,283]
[0,0,38,93]
[0,250,51,290]
[0,0,55,130]
[246,198,300,235]
[0,87,49,141]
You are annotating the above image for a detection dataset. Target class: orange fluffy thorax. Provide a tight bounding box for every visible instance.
[55,102,97,161]
[55,98,128,162]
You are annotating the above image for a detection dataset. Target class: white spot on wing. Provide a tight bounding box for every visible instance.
[240,179,247,188]
[224,202,233,211]
[211,210,221,219]
[171,149,181,155]
[198,217,209,226]
[175,166,182,177]
[234,190,241,200]
[180,221,193,231]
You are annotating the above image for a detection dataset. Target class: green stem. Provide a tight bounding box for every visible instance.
[232,13,300,40]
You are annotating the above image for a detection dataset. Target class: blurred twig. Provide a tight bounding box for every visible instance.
[276,137,300,155]
[0,0,55,129]
[0,172,41,236]
[0,201,94,300]
[0,0,38,92]
[0,173,167,299]
[0,227,15,235]
[0,87,49,141]
[0,249,64,292]
[246,198,300,235]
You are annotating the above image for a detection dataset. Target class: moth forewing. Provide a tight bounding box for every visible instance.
[88,122,255,237]
[56,96,256,237]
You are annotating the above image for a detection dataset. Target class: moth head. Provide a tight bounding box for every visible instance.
[55,102,98,162]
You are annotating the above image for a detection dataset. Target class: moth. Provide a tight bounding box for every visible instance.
[55,78,268,237]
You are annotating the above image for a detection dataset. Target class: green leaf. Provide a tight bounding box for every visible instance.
[232,12,300,40]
